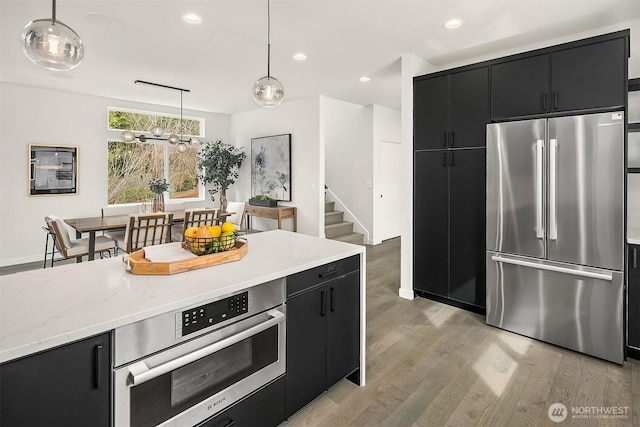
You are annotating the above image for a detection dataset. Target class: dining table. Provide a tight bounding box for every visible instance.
[64,211,234,261]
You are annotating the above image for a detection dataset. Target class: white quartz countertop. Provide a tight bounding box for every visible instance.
[629,228,640,245]
[0,230,364,364]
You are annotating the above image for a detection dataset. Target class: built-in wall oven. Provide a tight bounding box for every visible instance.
[114,278,286,427]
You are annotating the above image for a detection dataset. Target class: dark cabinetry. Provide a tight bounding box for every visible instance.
[198,376,285,427]
[0,332,111,426]
[629,245,640,358]
[413,150,486,309]
[414,67,489,150]
[286,256,360,418]
[492,36,627,119]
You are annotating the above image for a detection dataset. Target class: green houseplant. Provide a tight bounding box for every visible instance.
[197,140,246,212]
[148,178,168,212]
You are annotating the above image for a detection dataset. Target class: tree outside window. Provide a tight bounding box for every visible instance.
[107,109,203,204]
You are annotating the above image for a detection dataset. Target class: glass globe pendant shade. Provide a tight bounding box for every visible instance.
[176,142,188,153]
[121,131,136,143]
[150,125,164,137]
[168,134,180,145]
[21,19,84,71]
[189,137,200,147]
[253,76,284,107]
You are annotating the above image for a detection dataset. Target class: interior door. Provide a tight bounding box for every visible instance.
[486,119,546,258]
[547,112,624,270]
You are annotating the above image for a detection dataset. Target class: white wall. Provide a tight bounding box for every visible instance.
[230,96,323,237]
[0,82,229,266]
[323,97,373,241]
[372,105,401,243]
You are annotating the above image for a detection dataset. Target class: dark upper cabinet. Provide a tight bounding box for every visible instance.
[0,332,111,427]
[414,75,449,150]
[491,54,550,119]
[551,38,626,113]
[492,36,627,120]
[414,67,489,150]
[449,67,490,148]
[629,245,640,351]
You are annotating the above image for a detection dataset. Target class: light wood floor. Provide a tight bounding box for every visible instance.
[285,237,639,427]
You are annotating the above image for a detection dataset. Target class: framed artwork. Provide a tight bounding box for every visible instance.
[251,134,291,201]
[29,144,78,196]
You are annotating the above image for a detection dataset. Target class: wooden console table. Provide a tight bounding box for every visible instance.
[245,205,297,232]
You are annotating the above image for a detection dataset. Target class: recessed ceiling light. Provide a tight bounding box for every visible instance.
[359,76,371,82]
[181,13,202,24]
[444,18,464,29]
[293,53,307,61]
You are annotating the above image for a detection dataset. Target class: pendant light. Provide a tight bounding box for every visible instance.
[120,80,200,153]
[253,0,284,107]
[20,0,84,71]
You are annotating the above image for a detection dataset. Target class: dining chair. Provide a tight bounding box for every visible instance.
[225,201,247,234]
[173,208,219,242]
[115,213,174,253]
[42,222,58,268]
[44,215,116,266]
[101,204,140,243]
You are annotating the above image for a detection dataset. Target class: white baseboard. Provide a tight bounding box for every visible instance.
[398,287,414,300]
[0,254,43,268]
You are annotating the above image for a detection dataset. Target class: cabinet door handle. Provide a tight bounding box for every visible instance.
[553,91,559,110]
[319,268,336,278]
[449,131,455,147]
[442,132,447,147]
[330,287,335,312]
[542,93,548,111]
[320,290,326,316]
[633,248,638,269]
[449,152,455,167]
[94,343,103,389]
[441,152,447,167]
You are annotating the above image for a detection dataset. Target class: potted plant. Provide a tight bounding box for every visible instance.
[249,194,278,207]
[149,178,168,212]
[197,140,246,212]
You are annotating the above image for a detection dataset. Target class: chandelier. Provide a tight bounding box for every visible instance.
[120,80,200,153]
[252,0,284,107]
[20,0,84,71]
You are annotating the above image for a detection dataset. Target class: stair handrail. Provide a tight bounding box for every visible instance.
[325,185,371,243]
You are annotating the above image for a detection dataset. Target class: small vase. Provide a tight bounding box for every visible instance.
[219,188,228,213]
[152,193,165,212]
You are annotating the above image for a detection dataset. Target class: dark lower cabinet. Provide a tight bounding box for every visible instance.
[629,245,640,358]
[414,149,486,310]
[0,332,111,427]
[286,259,360,418]
[197,376,286,427]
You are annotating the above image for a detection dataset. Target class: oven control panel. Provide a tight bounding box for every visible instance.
[180,291,249,337]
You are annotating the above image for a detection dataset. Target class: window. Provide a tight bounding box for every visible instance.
[107,108,203,204]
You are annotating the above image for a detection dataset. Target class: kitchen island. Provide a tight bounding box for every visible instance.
[1,230,366,426]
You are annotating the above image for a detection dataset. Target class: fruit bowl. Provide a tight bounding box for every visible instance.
[184,232,237,255]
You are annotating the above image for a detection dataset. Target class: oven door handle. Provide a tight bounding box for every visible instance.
[128,309,285,386]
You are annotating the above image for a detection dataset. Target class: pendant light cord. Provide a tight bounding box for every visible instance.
[267,0,271,78]
[180,90,183,140]
[52,0,57,23]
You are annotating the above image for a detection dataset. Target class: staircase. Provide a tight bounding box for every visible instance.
[324,200,364,245]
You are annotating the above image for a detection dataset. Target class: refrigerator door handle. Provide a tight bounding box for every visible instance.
[491,255,613,281]
[536,140,544,239]
[549,138,558,241]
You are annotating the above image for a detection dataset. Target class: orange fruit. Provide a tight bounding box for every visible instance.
[196,225,212,238]
[184,227,199,241]
[208,225,222,237]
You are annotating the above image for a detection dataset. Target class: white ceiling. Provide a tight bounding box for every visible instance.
[1,0,639,115]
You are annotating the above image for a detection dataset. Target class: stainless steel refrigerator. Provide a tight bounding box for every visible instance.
[486,111,625,364]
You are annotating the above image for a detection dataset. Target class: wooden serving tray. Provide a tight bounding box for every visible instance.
[127,241,248,275]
